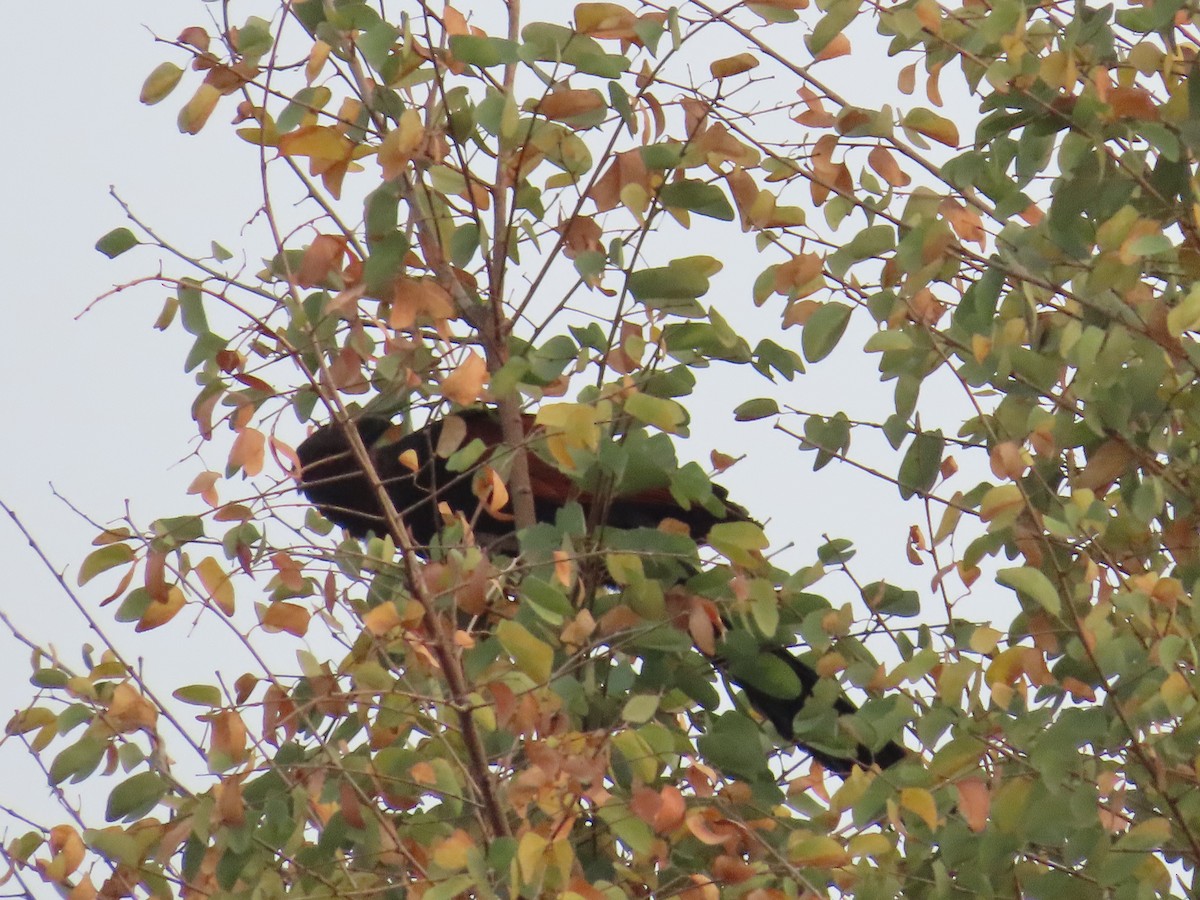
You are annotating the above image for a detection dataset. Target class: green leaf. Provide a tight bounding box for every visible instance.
[802,302,853,363]
[897,430,944,500]
[233,16,274,59]
[173,685,223,707]
[733,398,779,421]
[449,35,520,66]
[659,180,735,221]
[139,62,183,106]
[77,544,134,586]
[497,620,554,683]
[95,228,138,259]
[106,772,169,823]
[696,713,773,782]
[862,581,921,616]
[625,393,687,433]
[150,515,205,551]
[49,737,106,785]
[1167,284,1200,336]
[622,694,660,724]
[709,521,770,567]
[997,566,1062,616]
[627,261,711,312]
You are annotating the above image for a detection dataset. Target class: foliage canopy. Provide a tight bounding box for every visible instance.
[8,0,1200,897]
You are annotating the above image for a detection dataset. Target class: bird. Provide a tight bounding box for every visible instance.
[295,408,906,774]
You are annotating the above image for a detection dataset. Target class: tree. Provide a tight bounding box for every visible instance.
[5,0,1200,896]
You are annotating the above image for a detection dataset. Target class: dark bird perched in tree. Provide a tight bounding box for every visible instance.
[296,408,906,774]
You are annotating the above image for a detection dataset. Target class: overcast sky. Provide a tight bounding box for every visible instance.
[0,2,990,872]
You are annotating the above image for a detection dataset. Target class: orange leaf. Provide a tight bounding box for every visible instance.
[867,146,911,187]
[298,235,350,287]
[1108,86,1159,121]
[390,277,456,332]
[261,601,311,637]
[537,89,607,122]
[137,585,186,632]
[955,778,990,832]
[107,682,159,734]
[1077,439,1133,492]
[278,124,352,162]
[363,602,402,635]
[378,109,425,180]
[48,825,86,877]
[814,33,851,61]
[209,709,249,765]
[188,471,220,506]
[441,351,489,406]
[229,427,266,476]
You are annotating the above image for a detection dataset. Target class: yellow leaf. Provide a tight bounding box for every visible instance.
[432,829,475,871]
[379,109,424,180]
[710,53,759,79]
[900,786,939,829]
[791,835,850,867]
[278,125,352,161]
[363,602,402,635]
[178,83,221,134]
[140,62,183,105]
[497,620,553,682]
[196,556,235,616]
[441,351,489,406]
[575,2,636,38]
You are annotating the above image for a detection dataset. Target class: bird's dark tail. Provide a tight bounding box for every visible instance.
[723,645,907,775]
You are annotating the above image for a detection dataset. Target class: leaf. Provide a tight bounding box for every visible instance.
[497,620,554,683]
[902,108,960,147]
[733,398,779,421]
[897,430,944,500]
[899,787,939,829]
[710,53,759,78]
[177,83,221,135]
[792,835,851,867]
[140,62,184,105]
[137,585,186,632]
[95,228,139,259]
[229,427,266,477]
[708,521,769,567]
[441,351,489,406]
[106,773,168,822]
[801,301,852,362]
[196,557,235,616]
[624,393,686,433]
[78,544,134,586]
[622,694,659,723]
[627,263,710,309]
[448,35,519,66]
[659,180,735,221]
[260,602,311,637]
[173,685,223,707]
[996,566,1062,616]
[1167,284,1200,336]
